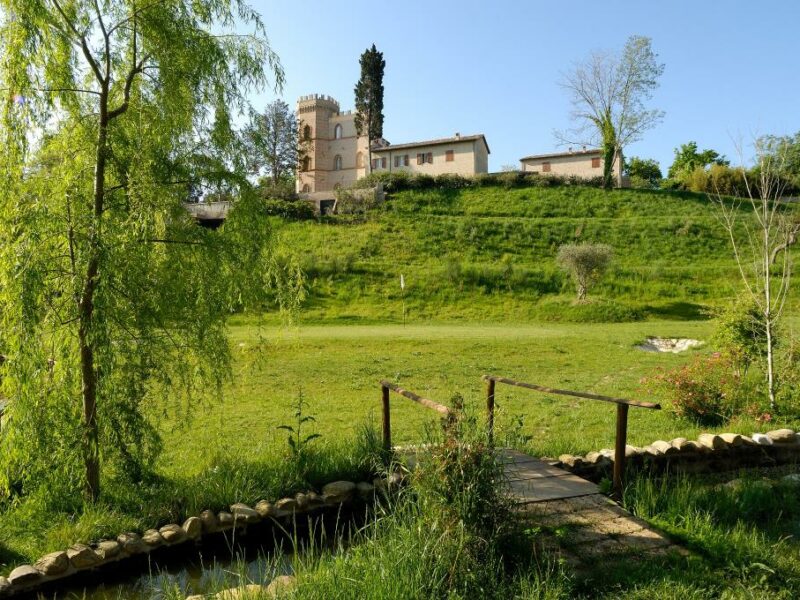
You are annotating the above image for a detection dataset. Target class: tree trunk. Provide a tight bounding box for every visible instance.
[615,146,624,188]
[602,142,615,189]
[78,85,109,502]
[764,223,777,411]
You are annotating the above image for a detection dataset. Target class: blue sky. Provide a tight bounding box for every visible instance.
[250,0,800,173]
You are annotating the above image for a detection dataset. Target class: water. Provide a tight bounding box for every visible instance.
[34,506,363,600]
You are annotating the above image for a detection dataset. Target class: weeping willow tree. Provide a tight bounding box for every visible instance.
[0,0,292,502]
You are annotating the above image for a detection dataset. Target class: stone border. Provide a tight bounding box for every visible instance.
[0,474,405,598]
[555,428,800,481]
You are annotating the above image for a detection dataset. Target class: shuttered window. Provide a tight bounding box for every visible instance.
[542,162,551,173]
[445,150,454,162]
[426,152,433,164]
[417,153,424,165]
[591,157,601,168]
[404,154,409,166]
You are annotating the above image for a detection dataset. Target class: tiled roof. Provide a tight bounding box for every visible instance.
[520,148,602,161]
[372,134,490,154]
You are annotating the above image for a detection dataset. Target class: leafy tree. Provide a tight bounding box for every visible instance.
[714,139,800,410]
[0,0,289,502]
[667,141,729,180]
[556,244,613,301]
[559,36,665,188]
[354,44,385,175]
[758,131,800,192]
[625,156,662,188]
[244,99,307,189]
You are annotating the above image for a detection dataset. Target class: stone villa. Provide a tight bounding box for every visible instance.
[519,147,622,181]
[296,94,490,196]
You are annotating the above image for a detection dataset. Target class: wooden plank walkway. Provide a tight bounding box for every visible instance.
[498,449,686,565]
[500,449,599,503]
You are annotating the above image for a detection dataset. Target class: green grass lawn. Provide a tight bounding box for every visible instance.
[160,319,799,473]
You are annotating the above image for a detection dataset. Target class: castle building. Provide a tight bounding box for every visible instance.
[296,94,489,196]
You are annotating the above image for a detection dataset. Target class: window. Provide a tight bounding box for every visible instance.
[445,150,454,162]
[417,153,424,165]
[372,157,387,170]
[301,184,311,193]
[334,124,343,139]
[542,161,551,173]
[394,155,400,168]
[303,125,312,141]
[426,152,433,164]
[591,157,601,169]
[301,156,311,172]
[333,155,342,171]
[356,152,364,168]
[404,154,409,166]
[381,157,387,169]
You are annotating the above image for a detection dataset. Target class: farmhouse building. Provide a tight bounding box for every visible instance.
[519,148,622,182]
[296,94,489,195]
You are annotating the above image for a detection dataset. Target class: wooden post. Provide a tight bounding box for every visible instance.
[382,384,391,451]
[486,378,496,445]
[613,403,629,500]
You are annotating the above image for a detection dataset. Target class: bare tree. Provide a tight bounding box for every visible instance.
[714,139,800,410]
[558,36,664,188]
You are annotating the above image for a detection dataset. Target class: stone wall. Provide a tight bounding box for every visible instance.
[555,428,800,481]
[0,473,404,598]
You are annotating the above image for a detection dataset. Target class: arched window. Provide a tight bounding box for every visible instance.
[333,155,342,171]
[356,152,364,168]
[301,156,311,172]
[303,125,312,140]
[301,184,311,193]
[334,123,343,139]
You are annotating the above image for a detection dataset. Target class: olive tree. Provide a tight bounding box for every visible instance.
[0,0,289,502]
[557,244,613,301]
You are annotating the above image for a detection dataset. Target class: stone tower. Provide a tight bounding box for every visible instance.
[296,94,368,195]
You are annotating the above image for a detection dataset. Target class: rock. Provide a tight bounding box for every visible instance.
[186,596,204,600]
[558,453,581,467]
[305,492,325,509]
[67,544,102,569]
[584,451,610,465]
[218,511,234,528]
[142,529,165,548]
[266,574,297,596]
[274,498,298,516]
[322,481,356,504]
[682,440,708,453]
[651,440,678,455]
[356,481,375,499]
[8,565,41,586]
[719,433,744,447]
[95,539,121,560]
[214,584,267,599]
[200,509,219,531]
[294,493,309,511]
[698,433,726,451]
[751,433,773,445]
[782,473,800,485]
[670,437,688,448]
[643,444,663,457]
[231,503,261,524]
[159,524,186,545]
[625,445,642,458]
[117,532,147,555]
[183,516,203,540]
[255,500,274,518]
[598,448,615,459]
[0,576,10,592]
[388,471,404,487]
[767,429,797,444]
[34,551,69,576]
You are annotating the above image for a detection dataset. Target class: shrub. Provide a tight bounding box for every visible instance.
[334,189,379,215]
[556,243,613,301]
[712,296,768,377]
[647,353,749,425]
[263,199,315,220]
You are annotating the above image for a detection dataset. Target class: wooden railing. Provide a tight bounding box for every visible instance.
[380,380,450,451]
[482,374,661,499]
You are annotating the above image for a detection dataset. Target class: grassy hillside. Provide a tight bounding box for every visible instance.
[275,185,769,322]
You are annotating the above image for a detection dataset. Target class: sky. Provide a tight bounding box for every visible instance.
[249,0,800,173]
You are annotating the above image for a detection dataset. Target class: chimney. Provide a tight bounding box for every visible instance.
[568,146,573,153]
[582,145,587,151]
[454,132,461,139]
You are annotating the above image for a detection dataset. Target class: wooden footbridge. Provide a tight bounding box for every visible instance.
[379,377,683,563]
